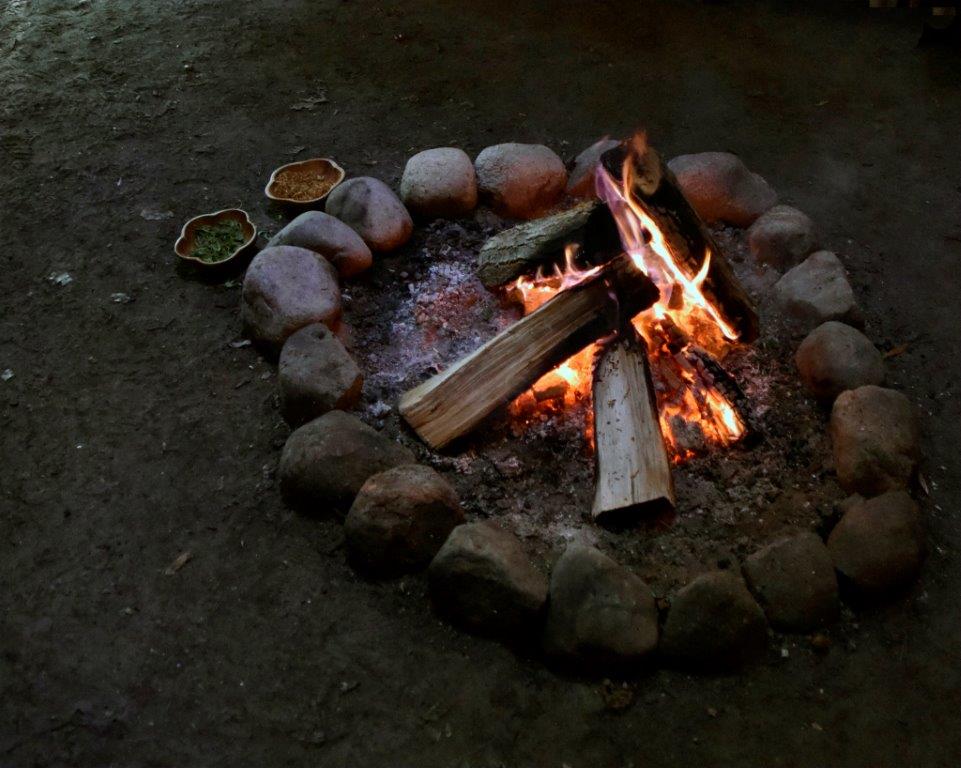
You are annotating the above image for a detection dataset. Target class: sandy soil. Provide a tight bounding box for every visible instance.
[1,2,959,766]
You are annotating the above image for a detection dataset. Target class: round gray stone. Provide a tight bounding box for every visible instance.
[279,411,414,515]
[660,571,768,672]
[542,544,658,673]
[747,205,818,269]
[774,251,862,333]
[266,211,372,278]
[566,138,621,198]
[827,491,924,594]
[795,321,884,402]
[399,147,478,219]
[241,246,341,355]
[428,521,548,639]
[830,385,920,495]
[278,324,363,426]
[325,176,413,252]
[667,152,777,226]
[742,532,839,632]
[345,465,464,578]
[474,143,567,219]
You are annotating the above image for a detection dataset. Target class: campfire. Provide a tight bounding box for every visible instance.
[400,135,760,526]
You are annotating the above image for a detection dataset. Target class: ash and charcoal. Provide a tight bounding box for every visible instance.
[343,217,837,597]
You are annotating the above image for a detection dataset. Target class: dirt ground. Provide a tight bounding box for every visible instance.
[2,1,959,766]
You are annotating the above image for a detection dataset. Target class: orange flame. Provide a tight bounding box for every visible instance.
[508,135,746,460]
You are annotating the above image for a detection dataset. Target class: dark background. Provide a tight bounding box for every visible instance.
[1,1,959,765]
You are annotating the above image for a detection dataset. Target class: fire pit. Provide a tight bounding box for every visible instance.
[220,133,925,675]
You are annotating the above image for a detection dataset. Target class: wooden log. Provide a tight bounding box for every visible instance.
[600,141,760,342]
[592,329,675,525]
[399,253,659,449]
[476,199,621,287]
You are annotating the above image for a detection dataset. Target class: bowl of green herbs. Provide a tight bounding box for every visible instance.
[175,208,257,269]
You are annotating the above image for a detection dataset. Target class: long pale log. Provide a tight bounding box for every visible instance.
[600,141,760,342]
[592,330,675,524]
[399,253,659,449]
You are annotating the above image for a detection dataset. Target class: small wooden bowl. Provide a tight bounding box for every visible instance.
[174,208,257,268]
[264,157,345,211]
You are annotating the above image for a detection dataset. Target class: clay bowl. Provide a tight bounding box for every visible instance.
[264,157,345,212]
[174,208,257,270]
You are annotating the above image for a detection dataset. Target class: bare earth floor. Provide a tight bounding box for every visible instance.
[1,1,959,766]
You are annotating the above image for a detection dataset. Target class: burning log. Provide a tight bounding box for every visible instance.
[592,328,675,525]
[600,140,760,342]
[399,253,659,449]
[476,199,620,287]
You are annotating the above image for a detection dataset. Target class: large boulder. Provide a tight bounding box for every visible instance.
[241,246,341,355]
[399,147,478,219]
[345,465,464,577]
[428,522,548,639]
[742,532,839,632]
[660,571,768,672]
[747,205,818,269]
[279,411,414,515]
[278,324,363,426]
[542,544,658,673]
[474,143,567,219]
[667,152,777,227]
[795,321,884,403]
[325,177,413,252]
[830,385,920,495]
[827,491,924,595]
[266,211,372,278]
[566,137,621,198]
[773,251,862,333]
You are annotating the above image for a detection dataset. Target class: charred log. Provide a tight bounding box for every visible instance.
[600,140,760,342]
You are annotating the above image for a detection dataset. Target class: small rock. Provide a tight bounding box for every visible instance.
[773,251,862,333]
[795,321,884,402]
[827,491,924,594]
[428,521,547,639]
[566,138,621,197]
[660,571,768,672]
[241,246,341,354]
[542,544,658,673]
[474,143,567,219]
[325,177,413,252]
[667,152,777,226]
[266,211,372,278]
[279,411,414,514]
[278,324,363,426]
[399,147,478,219]
[345,465,464,577]
[747,205,818,269]
[742,532,839,632]
[830,385,920,495]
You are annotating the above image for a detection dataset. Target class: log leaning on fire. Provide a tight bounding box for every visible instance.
[399,253,659,449]
[600,142,760,342]
[592,329,675,524]
[476,199,620,287]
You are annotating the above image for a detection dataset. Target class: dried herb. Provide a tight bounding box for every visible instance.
[190,219,247,263]
[271,165,339,202]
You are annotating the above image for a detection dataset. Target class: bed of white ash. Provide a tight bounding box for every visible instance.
[343,215,842,597]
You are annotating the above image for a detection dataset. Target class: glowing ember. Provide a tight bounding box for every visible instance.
[508,135,746,460]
